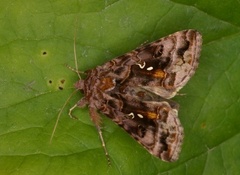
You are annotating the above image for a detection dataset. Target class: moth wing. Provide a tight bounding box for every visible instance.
[122,29,202,99]
[94,30,201,99]
[81,30,201,161]
[103,87,183,162]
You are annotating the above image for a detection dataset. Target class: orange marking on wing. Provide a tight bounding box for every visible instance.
[146,112,158,119]
[136,111,158,119]
[152,69,165,78]
[99,77,115,91]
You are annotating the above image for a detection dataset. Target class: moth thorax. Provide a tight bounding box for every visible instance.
[99,77,116,91]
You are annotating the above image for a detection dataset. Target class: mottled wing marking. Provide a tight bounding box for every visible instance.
[73,29,202,162]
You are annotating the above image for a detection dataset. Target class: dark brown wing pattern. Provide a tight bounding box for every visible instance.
[75,29,202,162]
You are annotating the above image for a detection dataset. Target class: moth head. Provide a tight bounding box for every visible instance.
[74,80,85,90]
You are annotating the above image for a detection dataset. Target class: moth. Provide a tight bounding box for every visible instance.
[52,29,202,163]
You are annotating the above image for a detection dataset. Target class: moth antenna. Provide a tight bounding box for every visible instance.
[73,18,81,80]
[64,63,84,75]
[50,19,83,144]
[50,89,78,144]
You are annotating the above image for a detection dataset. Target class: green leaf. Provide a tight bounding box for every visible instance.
[0,0,240,174]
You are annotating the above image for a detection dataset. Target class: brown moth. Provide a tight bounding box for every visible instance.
[52,29,202,163]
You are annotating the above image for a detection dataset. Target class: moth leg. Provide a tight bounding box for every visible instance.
[89,107,111,166]
[68,97,87,120]
[68,104,79,120]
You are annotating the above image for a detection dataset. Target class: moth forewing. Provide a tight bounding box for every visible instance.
[118,89,183,162]
[133,30,202,99]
